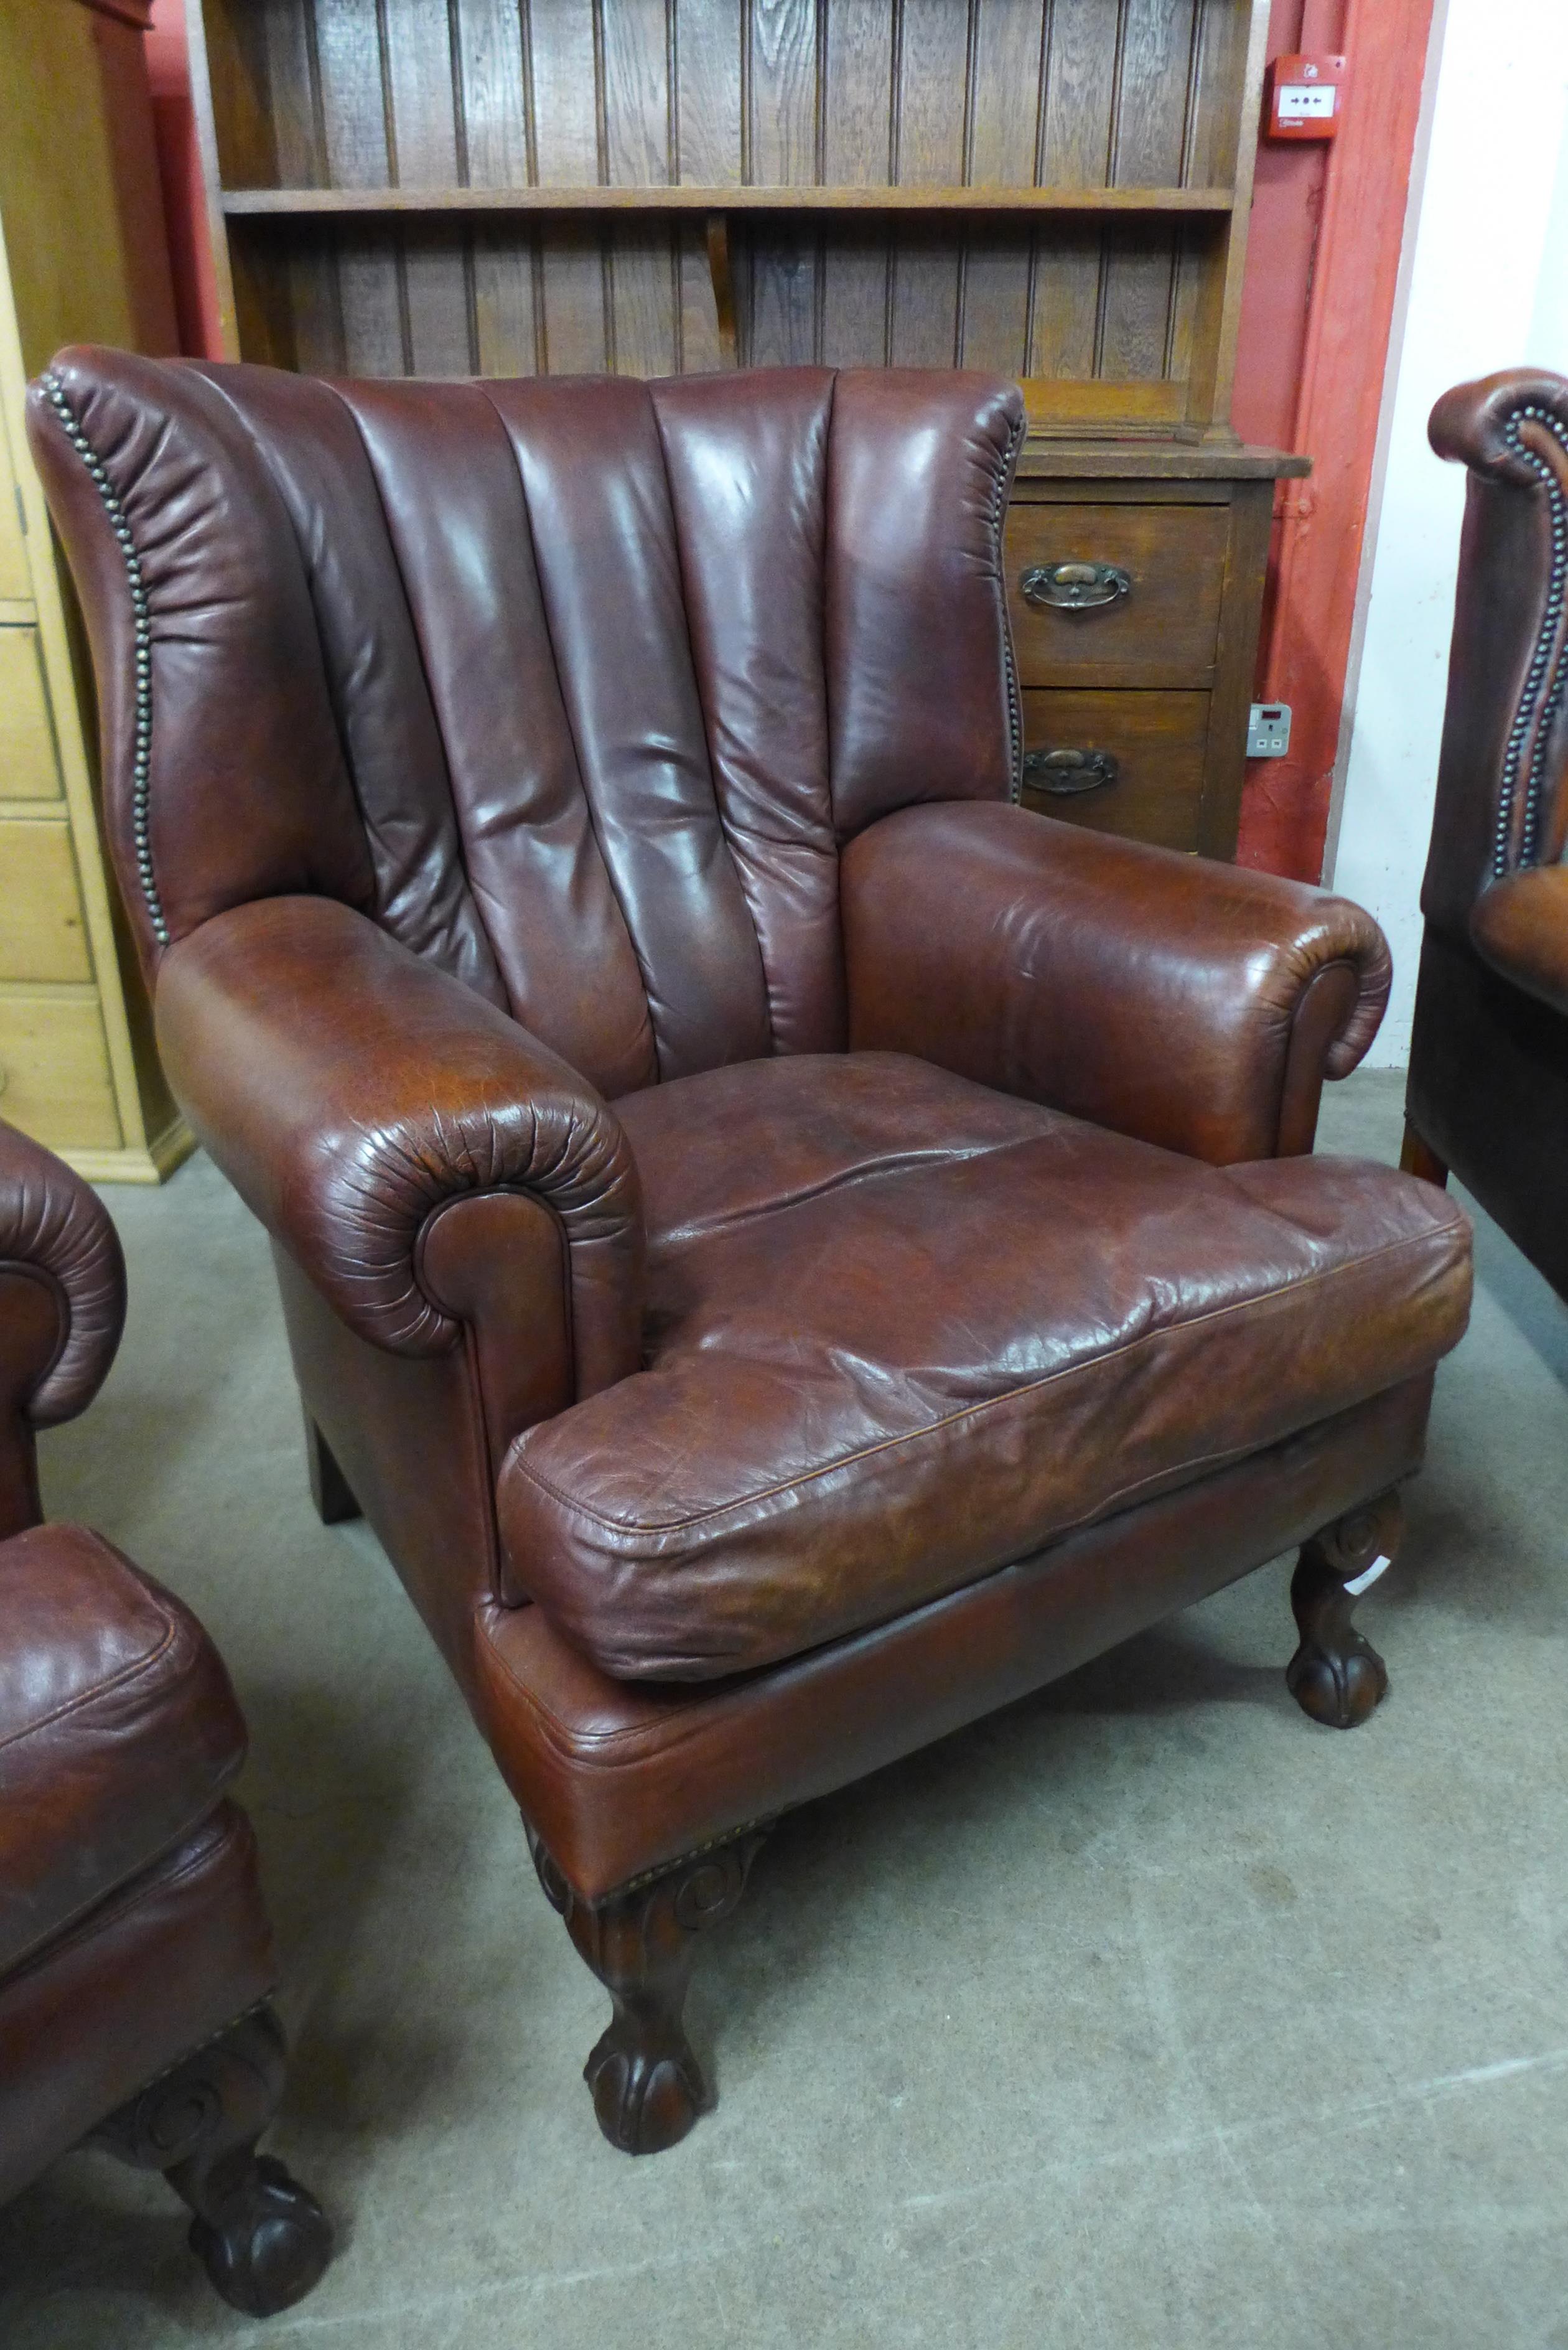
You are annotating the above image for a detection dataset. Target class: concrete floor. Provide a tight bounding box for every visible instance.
[2,1067,1566,2348]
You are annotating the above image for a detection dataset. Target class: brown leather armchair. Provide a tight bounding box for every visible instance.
[28,352,1472,2156]
[1402,369,1568,1300]
[0,1116,330,2315]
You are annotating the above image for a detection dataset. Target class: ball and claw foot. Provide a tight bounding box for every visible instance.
[90,2005,332,2316]
[583,2003,712,2155]
[531,1827,768,2156]
[184,2149,334,2318]
[1287,1489,1402,1730]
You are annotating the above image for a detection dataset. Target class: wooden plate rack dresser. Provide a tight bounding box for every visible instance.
[189,0,1305,860]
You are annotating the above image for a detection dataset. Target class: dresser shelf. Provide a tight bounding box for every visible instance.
[189,0,1272,438]
[220,183,1239,218]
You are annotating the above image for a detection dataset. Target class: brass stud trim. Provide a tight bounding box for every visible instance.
[39,372,168,945]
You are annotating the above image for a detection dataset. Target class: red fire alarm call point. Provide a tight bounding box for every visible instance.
[1267,54,1346,143]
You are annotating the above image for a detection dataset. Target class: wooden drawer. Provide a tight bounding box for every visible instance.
[0,818,91,980]
[1019,689,1211,851]
[0,627,60,795]
[0,995,120,1149]
[1004,500,1230,689]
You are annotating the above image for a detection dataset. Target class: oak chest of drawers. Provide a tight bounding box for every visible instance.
[1007,442,1309,860]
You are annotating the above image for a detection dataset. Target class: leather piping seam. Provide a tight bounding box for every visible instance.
[3,1770,248,1978]
[3,1805,256,1987]
[0,1608,185,1754]
[510,1219,1463,1537]
[478,1609,730,1760]
[37,373,167,945]
[1495,405,1568,875]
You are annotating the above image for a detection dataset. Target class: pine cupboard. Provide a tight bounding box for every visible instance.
[0,0,190,1177]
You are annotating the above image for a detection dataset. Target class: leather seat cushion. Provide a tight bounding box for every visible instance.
[0,1524,247,1973]
[497,1054,1472,1680]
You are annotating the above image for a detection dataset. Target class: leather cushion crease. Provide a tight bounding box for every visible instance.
[498,1054,1470,1680]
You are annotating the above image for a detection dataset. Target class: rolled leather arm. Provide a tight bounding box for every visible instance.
[842,802,1392,1165]
[0,1118,125,1425]
[1469,865,1568,1015]
[155,896,644,1393]
[1429,367,1568,477]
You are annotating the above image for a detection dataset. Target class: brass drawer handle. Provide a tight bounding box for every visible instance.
[1019,559,1132,612]
[1023,747,1120,797]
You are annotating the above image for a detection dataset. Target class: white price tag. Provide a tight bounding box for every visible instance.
[1345,1552,1391,1597]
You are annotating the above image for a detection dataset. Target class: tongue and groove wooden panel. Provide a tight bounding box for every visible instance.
[198,0,1267,431]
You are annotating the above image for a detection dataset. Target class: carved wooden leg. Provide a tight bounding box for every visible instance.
[1287,1489,1402,1730]
[304,1412,360,1525]
[89,2005,332,2316]
[1400,1121,1449,1188]
[530,1827,767,2156]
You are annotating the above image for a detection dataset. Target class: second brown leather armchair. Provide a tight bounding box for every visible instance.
[0,1118,330,2314]
[1403,368,1568,1301]
[29,352,1472,2155]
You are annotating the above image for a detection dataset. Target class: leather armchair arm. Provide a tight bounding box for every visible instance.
[1469,865,1568,1014]
[155,897,644,1399]
[842,803,1391,1164]
[0,1118,124,1427]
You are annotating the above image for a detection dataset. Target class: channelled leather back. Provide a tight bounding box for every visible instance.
[28,353,1022,1095]
[1424,368,1568,942]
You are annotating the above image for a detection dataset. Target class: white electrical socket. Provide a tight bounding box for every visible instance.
[1248,703,1292,757]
